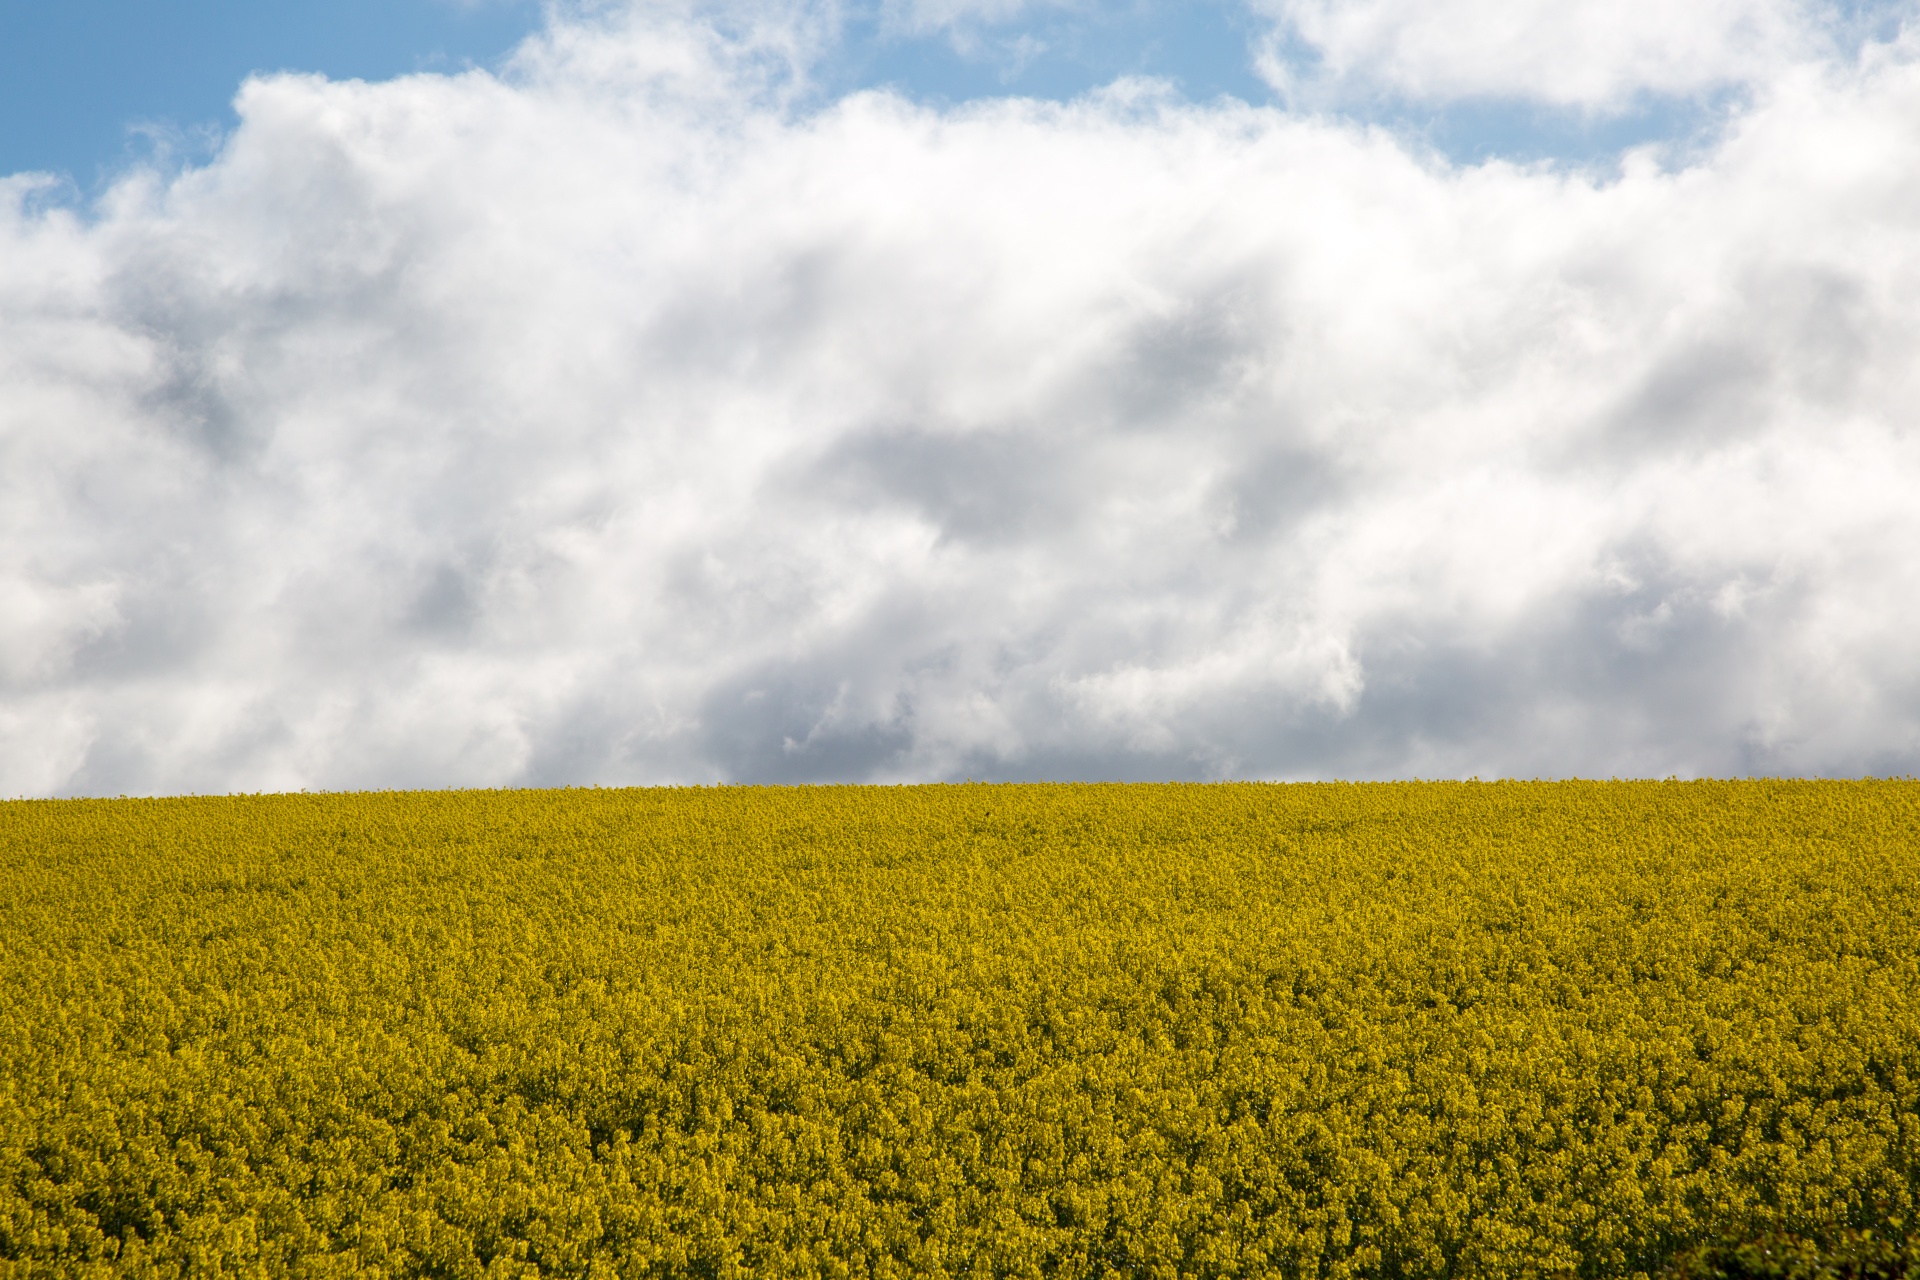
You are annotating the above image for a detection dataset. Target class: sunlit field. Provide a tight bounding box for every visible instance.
[3,782,1916,1277]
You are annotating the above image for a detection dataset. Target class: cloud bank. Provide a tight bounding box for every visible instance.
[5,4,1920,794]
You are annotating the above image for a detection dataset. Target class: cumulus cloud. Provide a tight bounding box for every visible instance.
[4,7,1920,793]
[1253,0,1809,107]
[1252,0,1920,109]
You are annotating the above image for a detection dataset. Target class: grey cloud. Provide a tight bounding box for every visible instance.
[701,664,918,782]
[406,563,484,640]
[1212,445,1339,544]
[1601,264,1880,458]
[804,428,1075,544]
[1106,285,1276,428]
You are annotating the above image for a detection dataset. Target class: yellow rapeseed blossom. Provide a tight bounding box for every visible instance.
[1,781,1916,1278]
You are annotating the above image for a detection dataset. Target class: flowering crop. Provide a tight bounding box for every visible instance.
[2,781,1916,1278]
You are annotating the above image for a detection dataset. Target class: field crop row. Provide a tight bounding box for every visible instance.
[2,781,1917,1278]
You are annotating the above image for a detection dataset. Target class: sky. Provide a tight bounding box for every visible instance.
[4,0,1920,794]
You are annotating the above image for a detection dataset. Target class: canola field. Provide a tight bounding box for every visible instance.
[2,781,1918,1279]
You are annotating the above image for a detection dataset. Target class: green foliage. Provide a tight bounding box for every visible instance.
[1,780,1917,1279]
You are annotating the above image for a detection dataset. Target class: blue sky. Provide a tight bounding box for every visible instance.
[3,0,1719,186]
[7,0,1280,183]
[0,0,542,182]
[824,2,1274,106]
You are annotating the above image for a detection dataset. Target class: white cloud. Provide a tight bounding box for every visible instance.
[1252,0,1908,109]
[4,11,1920,793]
[878,0,1074,35]
[1257,0,1799,106]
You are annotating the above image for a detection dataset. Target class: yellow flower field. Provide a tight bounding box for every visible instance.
[2,781,1916,1278]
